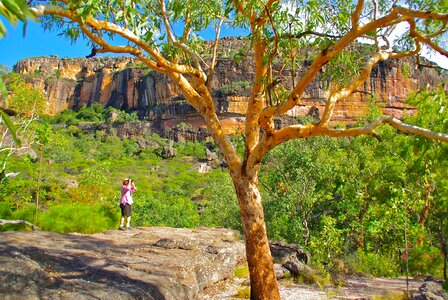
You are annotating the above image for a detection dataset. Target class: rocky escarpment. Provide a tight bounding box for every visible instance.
[13,38,447,137]
[0,227,245,299]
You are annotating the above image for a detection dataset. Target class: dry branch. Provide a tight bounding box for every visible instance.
[0,219,40,231]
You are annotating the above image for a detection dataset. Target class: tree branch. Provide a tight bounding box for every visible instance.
[281,31,343,40]
[410,25,448,59]
[157,0,175,44]
[394,6,448,22]
[351,0,365,31]
[257,0,280,25]
[319,51,390,127]
[157,0,208,71]
[259,9,405,131]
[79,23,145,55]
[231,0,246,16]
[323,115,448,142]
[207,18,224,90]
[264,3,279,67]
[426,24,448,39]
[0,219,40,230]
[30,4,207,83]
[254,114,448,163]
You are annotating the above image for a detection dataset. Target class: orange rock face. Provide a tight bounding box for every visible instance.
[13,52,446,134]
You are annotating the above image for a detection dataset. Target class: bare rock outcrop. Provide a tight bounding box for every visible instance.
[270,241,314,280]
[413,281,448,300]
[0,227,245,300]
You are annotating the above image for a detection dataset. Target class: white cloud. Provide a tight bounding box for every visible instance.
[423,49,448,70]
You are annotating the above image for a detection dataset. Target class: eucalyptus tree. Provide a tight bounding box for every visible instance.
[27,0,448,298]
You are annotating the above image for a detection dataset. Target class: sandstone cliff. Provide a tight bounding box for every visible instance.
[13,39,447,136]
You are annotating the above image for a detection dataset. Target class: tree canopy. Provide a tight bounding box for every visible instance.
[21,0,448,298]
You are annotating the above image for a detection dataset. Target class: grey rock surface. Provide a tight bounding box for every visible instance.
[0,227,245,300]
[413,281,448,300]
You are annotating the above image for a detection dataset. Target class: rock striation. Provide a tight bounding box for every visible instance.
[13,39,447,138]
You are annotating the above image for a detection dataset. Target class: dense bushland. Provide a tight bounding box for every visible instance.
[1,87,447,282]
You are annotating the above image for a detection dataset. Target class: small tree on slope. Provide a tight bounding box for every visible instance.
[28,1,448,299]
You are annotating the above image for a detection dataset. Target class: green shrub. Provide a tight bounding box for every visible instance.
[71,134,97,156]
[163,196,200,227]
[175,141,206,159]
[296,269,332,287]
[97,136,125,160]
[373,291,408,300]
[11,205,37,223]
[45,145,77,163]
[0,202,12,219]
[132,195,200,228]
[309,216,345,265]
[38,203,115,233]
[127,62,148,69]
[104,107,139,122]
[175,122,192,130]
[162,169,203,197]
[53,109,78,125]
[402,64,411,78]
[199,180,241,231]
[123,139,140,156]
[132,195,165,226]
[79,103,105,120]
[5,73,46,116]
[144,133,167,144]
[347,248,400,277]
[219,81,250,95]
[67,125,84,136]
[138,149,161,161]
[0,204,37,231]
[115,111,139,122]
[406,245,444,278]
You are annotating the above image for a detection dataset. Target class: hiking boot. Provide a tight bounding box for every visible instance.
[118,226,125,231]
[126,226,132,230]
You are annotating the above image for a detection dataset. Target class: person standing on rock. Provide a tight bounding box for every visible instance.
[119,178,136,230]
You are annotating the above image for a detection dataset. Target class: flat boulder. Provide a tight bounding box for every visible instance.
[0,227,245,299]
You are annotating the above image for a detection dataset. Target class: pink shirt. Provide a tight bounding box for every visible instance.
[120,184,136,205]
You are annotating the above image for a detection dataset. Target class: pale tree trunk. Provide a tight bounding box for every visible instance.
[232,173,280,300]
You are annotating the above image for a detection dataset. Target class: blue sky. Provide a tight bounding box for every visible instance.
[0,19,246,69]
[0,20,96,68]
[0,18,447,70]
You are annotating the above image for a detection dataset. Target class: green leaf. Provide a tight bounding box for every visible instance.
[2,0,25,22]
[14,0,35,21]
[0,20,6,37]
[0,109,21,146]
[22,21,27,37]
